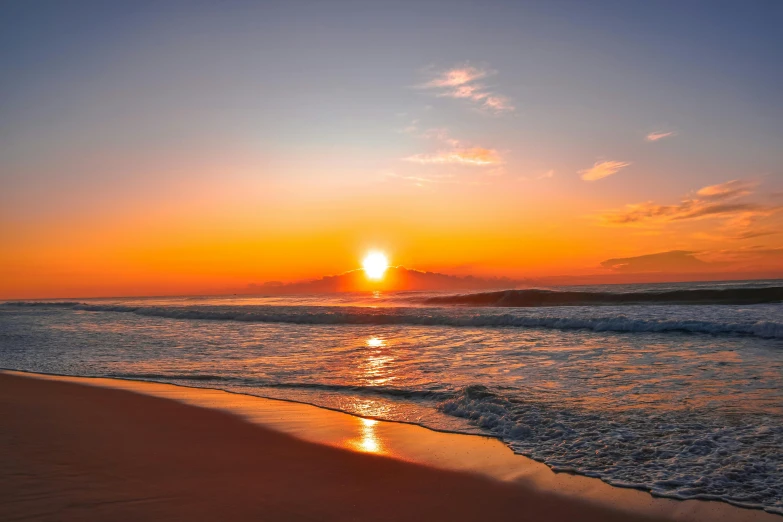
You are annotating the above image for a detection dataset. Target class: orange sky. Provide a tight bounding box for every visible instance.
[3,170,781,298]
[1,3,782,298]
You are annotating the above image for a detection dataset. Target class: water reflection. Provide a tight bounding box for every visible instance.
[366,336,384,348]
[361,336,396,386]
[337,336,396,454]
[347,417,383,454]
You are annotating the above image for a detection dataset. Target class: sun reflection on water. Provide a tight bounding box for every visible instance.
[359,336,397,387]
[346,417,383,454]
[366,336,384,348]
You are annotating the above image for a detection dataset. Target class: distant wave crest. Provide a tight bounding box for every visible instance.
[4,301,782,339]
[424,287,783,307]
[2,301,83,307]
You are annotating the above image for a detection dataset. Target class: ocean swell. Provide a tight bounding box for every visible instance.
[4,302,783,339]
[2,301,83,307]
[424,286,783,307]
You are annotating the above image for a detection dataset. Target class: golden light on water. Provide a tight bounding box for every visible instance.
[362,252,389,280]
[366,336,385,348]
[355,418,381,453]
[341,336,391,454]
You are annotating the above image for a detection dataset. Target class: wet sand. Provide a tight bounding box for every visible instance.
[0,371,777,521]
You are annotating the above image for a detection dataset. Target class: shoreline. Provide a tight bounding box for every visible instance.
[1,370,778,521]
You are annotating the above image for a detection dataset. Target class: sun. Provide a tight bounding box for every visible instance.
[362,252,389,280]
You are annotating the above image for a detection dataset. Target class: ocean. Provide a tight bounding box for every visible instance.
[2,280,782,514]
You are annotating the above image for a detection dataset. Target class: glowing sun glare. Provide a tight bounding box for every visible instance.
[362,252,389,280]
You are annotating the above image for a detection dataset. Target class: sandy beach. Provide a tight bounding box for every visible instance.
[1,371,777,522]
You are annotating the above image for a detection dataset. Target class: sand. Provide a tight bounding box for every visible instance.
[0,372,776,521]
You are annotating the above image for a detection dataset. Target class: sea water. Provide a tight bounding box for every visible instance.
[1,281,782,513]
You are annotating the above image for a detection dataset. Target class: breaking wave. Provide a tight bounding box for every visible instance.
[439,385,783,514]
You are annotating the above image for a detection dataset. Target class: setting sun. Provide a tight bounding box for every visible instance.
[362,252,389,280]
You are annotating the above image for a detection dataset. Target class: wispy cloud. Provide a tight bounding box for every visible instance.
[598,180,782,240]
[601,250,709,273]
[694,245,783,272]
[383,171,489,188]
[600,247,782,274]
[601,180,763,224]
[697,179,754,200]
[579,160,631,181]
[646,131,676,142]
[423,66,489,88]
[707,246,783,264]
[403,128,503,167]
[420,65,514,114]
[604,199,767,225]
[405,147,502,166]
[483,95,514,113]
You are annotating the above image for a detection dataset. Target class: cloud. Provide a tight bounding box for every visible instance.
[599,179,782,241]
[601,250,710,273]
[711,246,783,261]
[728,229,777,240]
[484,95,514,113]
[404,147,502,166]
[599,247,783,276]
[579,160,631,181]
[441,84,488,100]
[244,266,522,294]
[423,66,489,88]
[697,179,754,200]
[604,201,767,225]
[701,246,783,271]
[403,128,503,168]
[646,131,676,142]
[420,65,514,114]
[601,179,767,224]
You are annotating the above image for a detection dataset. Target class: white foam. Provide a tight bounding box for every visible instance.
[440,385,783,514]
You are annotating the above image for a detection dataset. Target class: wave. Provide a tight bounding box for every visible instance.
[439,385,783,514]
[106,372,237,382]
[423,286,783,307]
[2,301,83,307]
[5,301,783,338]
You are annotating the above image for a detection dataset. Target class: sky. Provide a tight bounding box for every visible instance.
[1,0,782,298]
